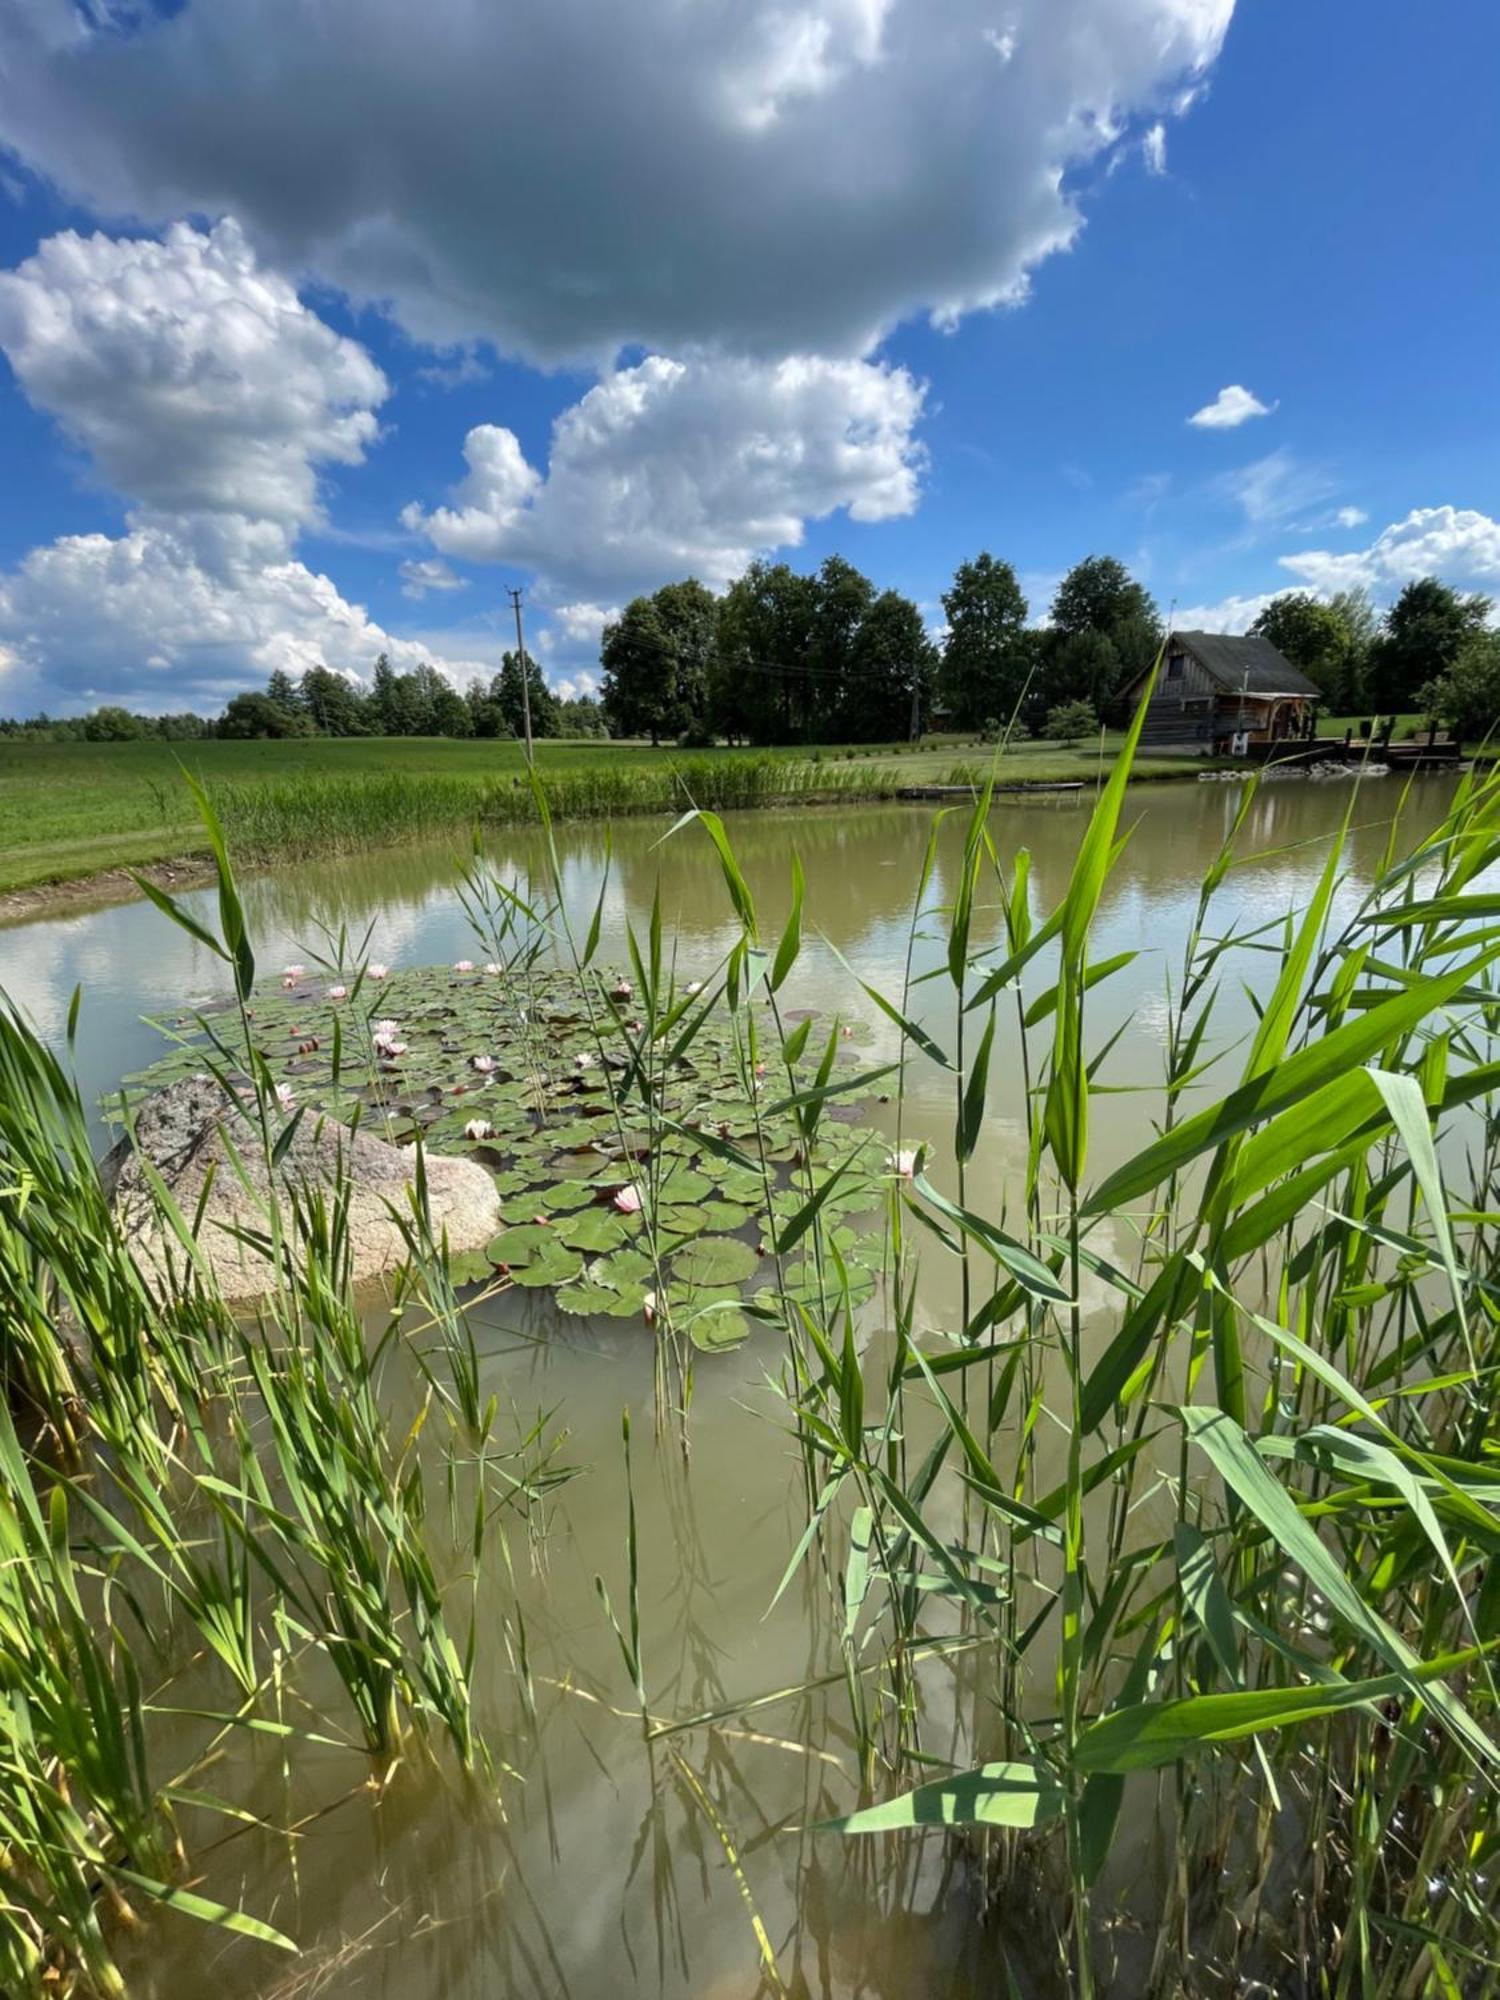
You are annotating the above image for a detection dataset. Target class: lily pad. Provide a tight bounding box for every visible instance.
[673,1236,759,1288]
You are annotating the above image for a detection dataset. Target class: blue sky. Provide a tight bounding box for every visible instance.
[0,0,1495,714]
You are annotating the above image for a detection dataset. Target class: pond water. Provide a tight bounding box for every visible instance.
[0,773,1462,1998]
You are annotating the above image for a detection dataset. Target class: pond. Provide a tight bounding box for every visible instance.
[0,772,1466,1998]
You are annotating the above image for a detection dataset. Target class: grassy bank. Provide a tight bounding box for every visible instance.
[2,732,1216,898]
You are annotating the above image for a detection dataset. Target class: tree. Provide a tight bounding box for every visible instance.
[846,590,937,740]
[299,665,369,735]
[1052,555,1158,637]
[491,651,559,739]
[601,599,676,742]
[218,691,314,739]
[265,669,301,718]
[1418,631,1500,741]
[82,705,147,741]
[809,555,876,736]
[939,554,1031,728]
[370,654,407,735]
[1034,629,1120,723]
[712,562,821,742]
[1368,577,1492,713]
[653,579,719,737]
[558,695,608,737]
[1249,592,1360,706]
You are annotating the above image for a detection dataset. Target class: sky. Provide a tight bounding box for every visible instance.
[0,0,1495,716]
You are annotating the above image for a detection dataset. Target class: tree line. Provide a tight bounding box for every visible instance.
[3,557,1494,746]
[0,655,608,744]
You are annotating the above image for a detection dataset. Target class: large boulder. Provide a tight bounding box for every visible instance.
[101,1074,501,1305]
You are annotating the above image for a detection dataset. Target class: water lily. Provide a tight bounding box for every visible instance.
[642,1289,658,1327]
[574,1051,597,1070]
[889,1148,918,1179]
[454,958,475,973]
[471,1054,497,1074]
[327,984,348,1001]
[283,964,305,982]
[464,1117,494,1141]
[275,1082,296,1112]
[372,1018,400,1040]
[613,1183,643,1214]
[684,980,703,997]
[367,962,389,980]
[611,979,633,1002]
[484,961,503,976]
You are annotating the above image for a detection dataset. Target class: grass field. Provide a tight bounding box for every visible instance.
[0,730,1229,899]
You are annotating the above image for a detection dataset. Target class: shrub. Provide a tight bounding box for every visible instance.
[1042,699,1098,746]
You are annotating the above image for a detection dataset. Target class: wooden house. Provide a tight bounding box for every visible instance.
[1118,632,1321,754]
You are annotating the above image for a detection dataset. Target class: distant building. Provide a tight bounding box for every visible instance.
[1117,632,1321,754]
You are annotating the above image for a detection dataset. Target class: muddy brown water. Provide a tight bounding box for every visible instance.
[0,775,1460,1996]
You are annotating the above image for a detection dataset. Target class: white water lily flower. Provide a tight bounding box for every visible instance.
[372,1018,400,1039]
[283,964,305,981]
[327,984,348,1000]
[471,1054,497,1074]
[684,980,703,997]
[367,962,389,980]
[613,1183,643,1214]
[275,1082,296,1111]
[464,1118,495,1141]
[642,1289,658,1327]
[611,979,633,1001]
[454,958,475,973]
[890,1148,918,1179]
[574,1051,597,1070]
[484,962,503,976]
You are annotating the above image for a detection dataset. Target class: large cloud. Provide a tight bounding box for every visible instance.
[0,0,1232,362]
[0,220,480,712]
[1281,507,1500,600]
[0,520,486,714]
[405,352,926,597]
[0,220,386,537]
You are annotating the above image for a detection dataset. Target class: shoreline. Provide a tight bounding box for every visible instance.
[0,755,1440,928]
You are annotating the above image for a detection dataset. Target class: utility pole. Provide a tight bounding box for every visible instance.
[507,585,535,769]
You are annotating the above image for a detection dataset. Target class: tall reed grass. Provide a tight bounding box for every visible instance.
[206,754,918,864]
[655,690,1500,1996]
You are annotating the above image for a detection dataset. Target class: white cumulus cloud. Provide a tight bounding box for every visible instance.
[399,556,467,600]
[0,0,1233,363]
[1188,383,1274,430]
[405,352,927,599]
[0,222,481,712]
[0,522,486,715]
[0,220,386,538]
[1280,507,1500,600]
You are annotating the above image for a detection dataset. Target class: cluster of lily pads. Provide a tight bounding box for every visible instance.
[120,960,893,1349]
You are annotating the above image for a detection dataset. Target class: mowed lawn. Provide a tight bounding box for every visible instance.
[2,729,1219,897]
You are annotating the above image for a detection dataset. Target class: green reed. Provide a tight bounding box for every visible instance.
[668,704,1500,1995]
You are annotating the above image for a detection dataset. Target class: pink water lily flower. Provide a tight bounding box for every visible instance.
[283,964,305,982]
[471,1054,497,1075]
[372,1018,400,1040]
[327,984,348,1001]
[367,962,389,981]
[642,1289,658,1328]
[613,1183,644,1214]
[890,1148,918,1179]
[611,979,633,1002]
[454,958,475,973]
[464,1118,495,1141]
